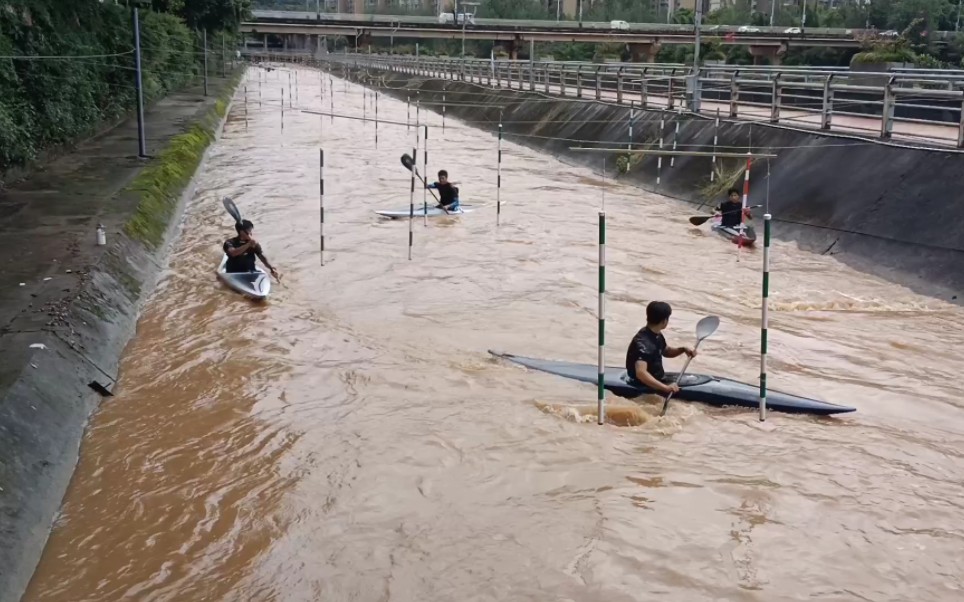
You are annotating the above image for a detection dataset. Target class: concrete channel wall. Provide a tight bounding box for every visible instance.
[0,74,242,602]
[350,66,964,299]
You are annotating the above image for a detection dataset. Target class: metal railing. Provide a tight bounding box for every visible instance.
[250,51,964,148]
[394,56,964,148]
[249,10,959,41]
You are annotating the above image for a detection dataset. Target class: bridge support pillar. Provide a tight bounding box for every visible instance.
[505,40,519,61]
[749,44,786,66]
[629,42,660,63]
[263,34,268,51]
[313,35,328,59]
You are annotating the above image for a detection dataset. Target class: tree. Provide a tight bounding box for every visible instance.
[152,0,252,31]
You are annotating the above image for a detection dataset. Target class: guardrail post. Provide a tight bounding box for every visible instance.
[770,73,782,124]
[560,65,567,96]
[544,63,550,94]
[821,74,834,130]
[595,67,603,101]
[667,69,676,109]
[957,91,964,148]
[577,66,583,98]
[730,70,740,118]
[529,60,535,91]
[640,68,648,109]
[880,75,895,139]
[496,61,502,88]
[617,67,624,104]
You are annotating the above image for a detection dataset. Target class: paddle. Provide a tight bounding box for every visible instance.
[689,205,761,226]
[221,196,283,285]
[659,315,720,417]
[400,153,447,214]
[223,196,243,224]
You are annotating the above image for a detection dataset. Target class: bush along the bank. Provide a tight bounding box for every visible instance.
[0,0,216,173]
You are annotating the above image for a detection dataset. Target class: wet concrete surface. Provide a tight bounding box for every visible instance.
[0,75,240,602]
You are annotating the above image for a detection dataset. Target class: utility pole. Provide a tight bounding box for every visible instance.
[133,5,147,158]
[691,0,703,112]
[203,29,209,97]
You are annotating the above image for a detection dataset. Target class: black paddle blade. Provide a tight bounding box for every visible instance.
[222,197,242,223]
[400,154,415,171]
[689,215,713,226]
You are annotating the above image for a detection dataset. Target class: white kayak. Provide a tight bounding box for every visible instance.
[375,204,476,219]
[216,254,271,300]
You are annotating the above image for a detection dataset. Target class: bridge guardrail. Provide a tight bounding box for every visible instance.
[245,50,964,148]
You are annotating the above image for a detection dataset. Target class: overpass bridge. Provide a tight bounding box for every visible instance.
[242,9,900,64]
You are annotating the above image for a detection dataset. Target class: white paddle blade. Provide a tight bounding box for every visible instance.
[696,316,720,341]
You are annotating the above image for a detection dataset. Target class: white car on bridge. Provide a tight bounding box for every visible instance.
[438,12,476,26]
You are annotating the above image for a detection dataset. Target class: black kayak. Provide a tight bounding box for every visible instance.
[489,351,856,416]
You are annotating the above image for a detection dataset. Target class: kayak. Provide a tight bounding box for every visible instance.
[216,254,271,301]
[488,351,856,416]
[375,204,475,219]
[711,217,757,246]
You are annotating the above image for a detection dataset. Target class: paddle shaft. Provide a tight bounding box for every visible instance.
[690,205,761,226]
[659,338,707,417]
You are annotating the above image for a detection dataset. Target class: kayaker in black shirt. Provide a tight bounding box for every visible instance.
[223,219,280,278]
[426,169,461,212]
[717,187,752,229]
[625,301,695,396]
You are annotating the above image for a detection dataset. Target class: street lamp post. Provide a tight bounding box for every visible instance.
[132,1,148,158]
[691,0,703,112]
[460,2,480,80]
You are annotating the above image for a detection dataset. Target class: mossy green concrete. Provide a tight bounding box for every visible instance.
[123,71,242,249]
[0,69,244,602]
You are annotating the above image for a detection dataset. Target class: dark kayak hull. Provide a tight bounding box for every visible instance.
[489,351,856,416]
[712,220,757,246]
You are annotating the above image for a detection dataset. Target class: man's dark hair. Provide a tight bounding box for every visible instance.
[646,301,672,325]
[438,169,448,178]
[235,219,254,234]
[727,187,740,197]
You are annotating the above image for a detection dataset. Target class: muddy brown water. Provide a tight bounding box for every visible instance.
[23,67,964,601]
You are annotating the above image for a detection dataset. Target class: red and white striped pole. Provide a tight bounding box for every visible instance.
[738,151,752,260]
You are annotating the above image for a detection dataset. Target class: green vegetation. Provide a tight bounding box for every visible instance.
[700,161,746,202]
[0,0,247,175]
[123,70,240,248]
[124,124,214,247]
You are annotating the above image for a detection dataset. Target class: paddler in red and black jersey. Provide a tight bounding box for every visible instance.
[425,169,462,212]
[223,219,281,277]
[625,301,695,396]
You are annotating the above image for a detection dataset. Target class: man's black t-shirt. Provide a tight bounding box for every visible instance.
[223,237,261,273]
[432,182,459,206]
[717,200,744,228]
[625,327,667,382]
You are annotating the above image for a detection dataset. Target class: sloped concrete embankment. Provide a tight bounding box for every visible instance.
[0,73,242,602]
[356,68,963,297]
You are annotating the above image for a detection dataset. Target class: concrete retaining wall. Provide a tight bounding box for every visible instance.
[357,67,963,299]
[0,74,242,602]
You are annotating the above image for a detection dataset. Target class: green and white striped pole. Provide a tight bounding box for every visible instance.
[598,211,606,426]
[759,213,771,421]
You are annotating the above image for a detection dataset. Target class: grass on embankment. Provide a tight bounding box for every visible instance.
[123,82,237,248]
